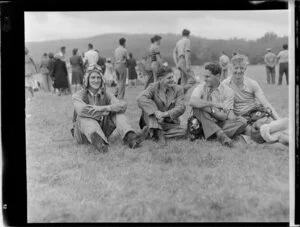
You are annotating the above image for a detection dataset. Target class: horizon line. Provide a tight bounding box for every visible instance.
[25,31,288,43]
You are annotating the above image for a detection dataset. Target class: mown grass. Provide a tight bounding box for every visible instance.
[26,65,289,222]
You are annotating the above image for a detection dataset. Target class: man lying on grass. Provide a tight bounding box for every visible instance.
[71,65,148,152]
[221,54,288,146]
[189,62,247,147]
[137,66,187,146]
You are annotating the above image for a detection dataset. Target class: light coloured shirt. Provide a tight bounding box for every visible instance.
[114,45,128,64]
[174,37,191,60]
[222,76,264,116]
[190,82,235,111]
[264,52,276,67]
[219,54,230,69]
[277,50,288,63]
[84,49,99,67]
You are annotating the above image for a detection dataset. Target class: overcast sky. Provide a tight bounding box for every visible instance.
[24,11,289,42]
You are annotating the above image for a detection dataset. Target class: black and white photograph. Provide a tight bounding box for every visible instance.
[5,1,295,224]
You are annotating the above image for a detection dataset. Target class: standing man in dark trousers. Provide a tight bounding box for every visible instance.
[114,37,129,100]
[276,44,289,85]
[264,48,276,84]
[173,29,196,94]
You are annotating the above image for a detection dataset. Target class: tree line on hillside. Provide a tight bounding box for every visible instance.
[27,32,288,66]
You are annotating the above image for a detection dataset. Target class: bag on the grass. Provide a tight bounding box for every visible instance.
[243,105,273,125]
[187,115,204,141]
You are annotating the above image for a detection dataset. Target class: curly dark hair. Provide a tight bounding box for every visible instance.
[157,66,173,78]
[204,62,222,76]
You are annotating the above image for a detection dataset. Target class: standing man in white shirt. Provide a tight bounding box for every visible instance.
[264,48,276,84]
[173,29,196,94]
[219,51,230,81]
[83,43,99,71]
[276,43,289,85]
[114,37,129,100]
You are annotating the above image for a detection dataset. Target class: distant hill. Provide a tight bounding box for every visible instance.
[26,32,288,66]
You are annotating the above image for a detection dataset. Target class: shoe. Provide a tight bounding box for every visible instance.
[155,129,167,147]
[90,132,108,153]
[70,128,74,138]
[216,131,234,148]
[125,126,149,149]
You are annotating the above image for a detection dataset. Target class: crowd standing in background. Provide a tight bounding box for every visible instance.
[25,28,290,151]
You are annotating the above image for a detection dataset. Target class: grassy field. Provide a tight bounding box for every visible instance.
[26,65,289,222]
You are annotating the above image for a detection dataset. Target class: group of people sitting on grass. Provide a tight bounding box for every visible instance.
[70,53,289,153]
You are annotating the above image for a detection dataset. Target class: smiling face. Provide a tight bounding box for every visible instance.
[232,63,247,82]
[161,72,175,88]
[203,69,220,88]
[88,72,102,91]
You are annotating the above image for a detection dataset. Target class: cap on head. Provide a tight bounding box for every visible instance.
[182,29,190,36]
[156,66,173,79]
[283,44,288,50]
[119,37,126,45]
[83,65,104,89]
[48,52,54,58]
[54,53,62,59]
[152,35,162,42]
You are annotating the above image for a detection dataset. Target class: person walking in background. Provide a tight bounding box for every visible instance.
[264,48,276,84]
[219,51,230,81]
[40,53,51,92]
[51,53,69,96]
[48,52,56,93]
[114,37,129,99]
[70,48,84,93]
[83,43,99,70]
[127,53,138,88]
[104,58,115,87]
[276,43,289,85]
[173,29,196,94]
[150,35,163,83]
[25,47,38,101]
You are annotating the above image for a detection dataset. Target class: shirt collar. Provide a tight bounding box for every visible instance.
[88,88,102,96]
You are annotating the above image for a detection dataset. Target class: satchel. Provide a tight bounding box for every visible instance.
[187,115,204,141]
[243,105,273,125]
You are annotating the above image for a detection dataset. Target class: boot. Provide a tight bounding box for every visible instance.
[124,126,149,149]
[154,128,167,147]
[91,132,108,153]
[216,130,234,148]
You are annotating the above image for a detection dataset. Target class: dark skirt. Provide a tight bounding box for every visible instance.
[128,68,138,80]
[71,66,84,85]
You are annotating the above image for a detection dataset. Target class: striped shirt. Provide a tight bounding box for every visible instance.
[222,76,264,116]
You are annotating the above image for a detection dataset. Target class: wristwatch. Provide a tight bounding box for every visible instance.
[211,107,215,114]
